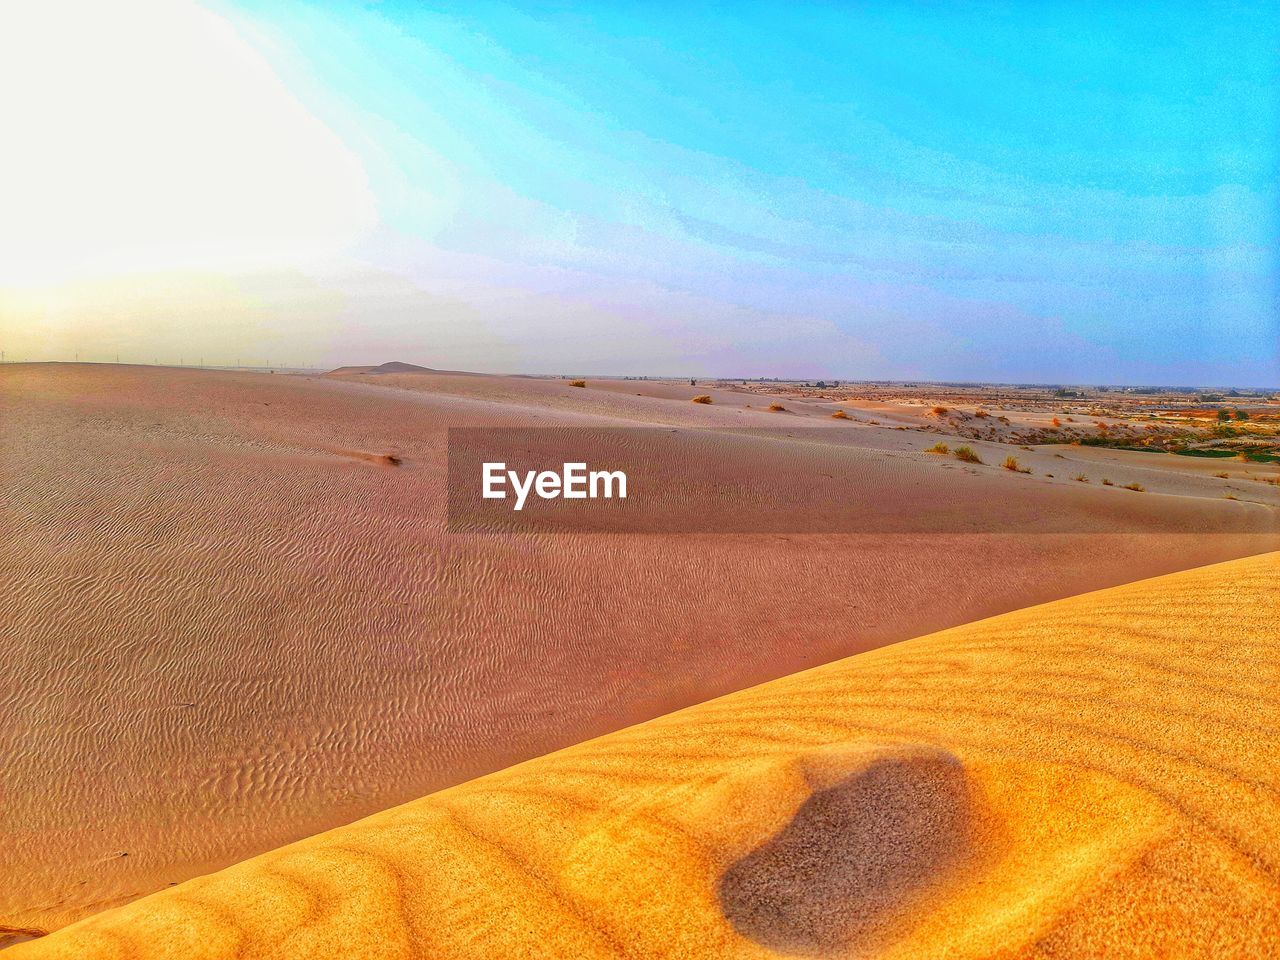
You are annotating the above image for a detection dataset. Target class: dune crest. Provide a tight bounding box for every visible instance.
[13,551,1280,958]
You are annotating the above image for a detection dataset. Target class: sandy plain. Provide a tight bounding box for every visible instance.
[13,551,1279,958]
[2,362,1277,944]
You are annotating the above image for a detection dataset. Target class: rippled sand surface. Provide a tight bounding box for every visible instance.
[2,363,1276,940]
[15,552,1279,959]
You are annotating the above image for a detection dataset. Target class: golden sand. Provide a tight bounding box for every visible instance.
[15,552,1279,958]
[7,362,1275,936]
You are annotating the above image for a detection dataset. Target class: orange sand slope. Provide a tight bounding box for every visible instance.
[19,552,1280,959]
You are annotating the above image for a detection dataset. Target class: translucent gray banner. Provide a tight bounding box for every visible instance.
[447,427,1280,535]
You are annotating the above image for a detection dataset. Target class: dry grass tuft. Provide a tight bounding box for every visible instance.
[569,380,587,388]
[1003,455,1030,473]
[768,403,786,412]
[931,405,949,416]
[1102,478,1114,486]
[1213,472,1229,479]
[831,409,850,419]
[1074,474,1089,483]
[954,445,982,464]
[975,409,990,418]
[1122,482,1145,492]
[926,441,950,454]
[691,395,712,404]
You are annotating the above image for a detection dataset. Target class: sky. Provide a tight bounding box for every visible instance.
[1,0,1277,385]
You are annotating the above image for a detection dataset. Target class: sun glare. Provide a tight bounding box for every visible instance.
[0,0,375,287]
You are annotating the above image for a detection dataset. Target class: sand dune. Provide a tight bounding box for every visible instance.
[14,551,1279,958]
[2,363,1277,939]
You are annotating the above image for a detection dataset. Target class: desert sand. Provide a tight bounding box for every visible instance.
[2,363,1277,941]
[13,551,1279,958]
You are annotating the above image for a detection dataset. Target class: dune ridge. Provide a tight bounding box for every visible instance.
[14,551,1280,959]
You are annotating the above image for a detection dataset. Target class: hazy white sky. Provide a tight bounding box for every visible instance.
[2,0,1276,385]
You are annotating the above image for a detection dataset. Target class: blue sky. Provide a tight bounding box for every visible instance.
[6,1,1277,384]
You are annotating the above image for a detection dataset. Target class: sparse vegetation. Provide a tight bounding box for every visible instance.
[974,409,989,418]
[569,380,586,388]
[1175,449,1237,459]
[1213,472,1229,479]
[1224,494,1239,500]
[925,441,950,454]
[691,395,712,404]
[1051,417,1062,427]
[1102,478,1114,486]
[1122,482,1145,492]
[831,409,850,419]
[1074,474,1089,483]
[954,445,982,464]
[931,406,948,416]
[767,403,786,412]
[1003,455,1030,473]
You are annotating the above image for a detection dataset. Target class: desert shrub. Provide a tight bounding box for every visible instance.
[1002,455,1023,472]
[1102,478,1114,486]
[1051,417,1062,427]
[691,395,712,404]
[1224,494,1239,500]
[975,409,989,418]
[831,409,850,419]
[1074,474,1089,482]
[569,379,586,388]
[768,403,786,412]
[1122,482,1145,492]
[1213,472,1229,479]
[931,406,948,416]
[926,441,950,454]
[954,445,982,463]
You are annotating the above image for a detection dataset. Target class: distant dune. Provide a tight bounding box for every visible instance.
[15,552,1279,958]
[324,360,436,376]
[2,363,1277,939]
